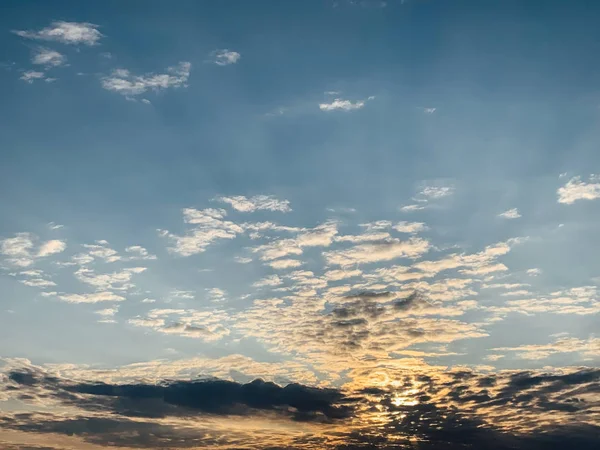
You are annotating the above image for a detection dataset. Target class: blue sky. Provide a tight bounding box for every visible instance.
[1,1,599,449]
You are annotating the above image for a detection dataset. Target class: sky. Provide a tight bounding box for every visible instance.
[1,0,599,448]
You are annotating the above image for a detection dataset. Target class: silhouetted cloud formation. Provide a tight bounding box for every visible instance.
[2,366,599,449]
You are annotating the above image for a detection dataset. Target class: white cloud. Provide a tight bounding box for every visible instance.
[527,268,542,276]
[125,245,157,260]
[95,307,118,317]
[79,241,121,263]
[419,186,454,199]
[74,267,146,291]
[101,61,191,98]
[1,233,34,257]
[422,107,436,114]
[211,49,241,66]
[47,222,64,230]
[14,21,103,45]
[319,98,366,111]
[37,240,66,257]
[32,48,66,67]
[323,268,362,281]
[253,274,283,288]
[217,195,291,213]
[20,70,45,83]
[234,256,253,264]
[19,278,56,288]
[58,291,126,303]
[161,207,243,256]
[557,175,600,204]
[268,259,304,270]
[207,287,226,302]
[393,221,427,233]
[498,208,521,219]
[324,237,430,267]
[335,232,390,243]
[400,204,426,212]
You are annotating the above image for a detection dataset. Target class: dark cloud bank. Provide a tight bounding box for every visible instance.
[2,366,599,449]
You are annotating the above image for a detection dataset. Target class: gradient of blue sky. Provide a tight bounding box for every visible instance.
[1,1,599,449]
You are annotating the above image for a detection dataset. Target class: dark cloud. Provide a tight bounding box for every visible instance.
[2,367,599,449]
[6,369,352,422]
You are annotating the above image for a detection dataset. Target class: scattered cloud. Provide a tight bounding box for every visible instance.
[101,61,191,98]
[498,208,521,219]
[319,96,374,111]
[211,49,241,65]
[160,208,243,256]
[253,274,283,288]
[268,258,304,270]
[125,245,157,260]
[400,203,426,212]
[393,221,427,233]
[13,21,103,45]
[527,268,542,276]
[47,222,64,230]
[216,195,291,213]
[31,47,66,67]
[324,237,430,267]
[20,70,45,83]
[234,256,253,264]
[58,291,126,303]
[37,240,66,257]
[557,175,600,204]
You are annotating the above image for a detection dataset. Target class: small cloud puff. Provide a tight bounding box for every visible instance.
[498,208,521,219]
[211,49,241,66]
[14,21,103,46]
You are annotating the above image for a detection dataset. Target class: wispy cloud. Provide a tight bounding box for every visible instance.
[101,62,191,98]
[32,47,66,67]
[211,49,241,65]
[498,208,521,219]
[13,21,103,45]
[37,240,66,257]
[19,70,45,83]
[557,175,600,204]
[319,96,374,112]
[216,195,291,213]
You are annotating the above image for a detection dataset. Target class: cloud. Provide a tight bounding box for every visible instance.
[400,203,426,212]
[234,256,253,264]
[4,368,351,423]
[74,267,146,291]
[324,237,430,267]
[20,70,45,83]
[101,62,191,98]
[47,222,64,230]
[557,175,600,204]
[161,208,243,256]
[216,195,291,212]
[527,268,542,276]
[124,245,157,260]
[36,240,66,257]
[57,292,126,303]
[211,49,241,65]
[498,208,521,219]
[31,48,66,67]
[1,234,66,267]
[13,21,103,45]
[268,259,304,270]
[319,98,368,111]
[128,308,230,341]
[493,335,600,360]
[393,221,427,233]
[253,274,283,288]
[419,186,454,199]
